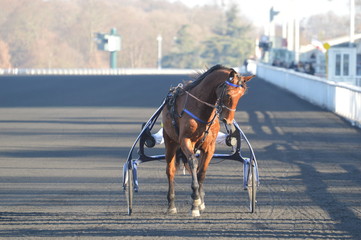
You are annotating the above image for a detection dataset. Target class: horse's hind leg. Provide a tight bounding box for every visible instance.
[164,132,178,214]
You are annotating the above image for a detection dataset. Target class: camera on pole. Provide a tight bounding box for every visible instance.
[95,28,121,69]
[269,7,279,22]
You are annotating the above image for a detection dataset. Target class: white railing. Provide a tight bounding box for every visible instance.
[3,64,359,127]
[256,63,361,128]
[0,68,197,75]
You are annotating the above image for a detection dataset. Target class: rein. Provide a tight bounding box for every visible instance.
[185,91,218,109]
[181,77,243,124]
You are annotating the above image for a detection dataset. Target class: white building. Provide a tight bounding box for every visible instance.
[299,33,361,87]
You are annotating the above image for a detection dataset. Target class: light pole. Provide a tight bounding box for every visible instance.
[294,17,300,63]
[350,0,355,46]
[157,34,162,69]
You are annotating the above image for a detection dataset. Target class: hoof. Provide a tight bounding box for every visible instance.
[191,209,200,217]
[167,207,177,214]
[199,203,205,211]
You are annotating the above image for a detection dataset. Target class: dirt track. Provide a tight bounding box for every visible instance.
[0,74,360,239]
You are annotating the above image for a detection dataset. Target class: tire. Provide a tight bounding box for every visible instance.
[126,164,134,216]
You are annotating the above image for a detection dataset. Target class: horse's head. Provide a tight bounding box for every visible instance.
[216,70,254,125]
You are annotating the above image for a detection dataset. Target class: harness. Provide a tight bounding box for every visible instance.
[166,76,244,152]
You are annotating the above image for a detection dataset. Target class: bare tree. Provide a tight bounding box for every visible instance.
[0,39,11,68]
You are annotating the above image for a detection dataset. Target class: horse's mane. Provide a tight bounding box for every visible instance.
[183,64,229,91]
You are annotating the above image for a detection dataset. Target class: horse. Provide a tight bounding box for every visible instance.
[161,64,254,217]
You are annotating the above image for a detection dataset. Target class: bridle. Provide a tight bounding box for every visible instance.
[216,76,244,113]
[181,75,244,124]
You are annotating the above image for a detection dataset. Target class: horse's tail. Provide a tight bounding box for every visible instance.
[175,148,190,173]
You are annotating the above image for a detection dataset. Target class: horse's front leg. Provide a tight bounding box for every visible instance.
[197,134,217,211]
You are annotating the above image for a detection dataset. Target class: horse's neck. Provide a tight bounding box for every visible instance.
[190,78,219,104]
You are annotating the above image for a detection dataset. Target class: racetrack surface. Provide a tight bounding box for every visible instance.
[0,74,360,239]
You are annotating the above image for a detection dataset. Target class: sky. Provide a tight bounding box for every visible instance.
[169,0,351,26]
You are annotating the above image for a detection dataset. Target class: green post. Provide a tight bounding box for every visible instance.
[95,28,121,69]
[110,50,117,69]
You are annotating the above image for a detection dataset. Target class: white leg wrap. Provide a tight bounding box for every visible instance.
[199,202,205,211]
[194,198,202,206]
[167,207,177,214]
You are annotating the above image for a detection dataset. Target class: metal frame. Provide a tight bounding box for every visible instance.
[122,99,259,215]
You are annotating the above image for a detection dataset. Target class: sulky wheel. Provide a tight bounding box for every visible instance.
[247,160,257,213]
[125,162,134,216]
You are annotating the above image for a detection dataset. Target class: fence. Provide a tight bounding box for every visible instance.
[0,68,196,75]
[256,62,361,128]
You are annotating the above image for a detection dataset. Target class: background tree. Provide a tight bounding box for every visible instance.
[301,11,349,41]
[0,0,358,69]
[162,24,202,68]
[200,4,253,67]
[0,39,11,68]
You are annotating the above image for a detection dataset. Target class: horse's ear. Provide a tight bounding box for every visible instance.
[242,75,255,82]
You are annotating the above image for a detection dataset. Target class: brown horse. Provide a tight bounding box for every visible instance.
[162,65,254,217]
